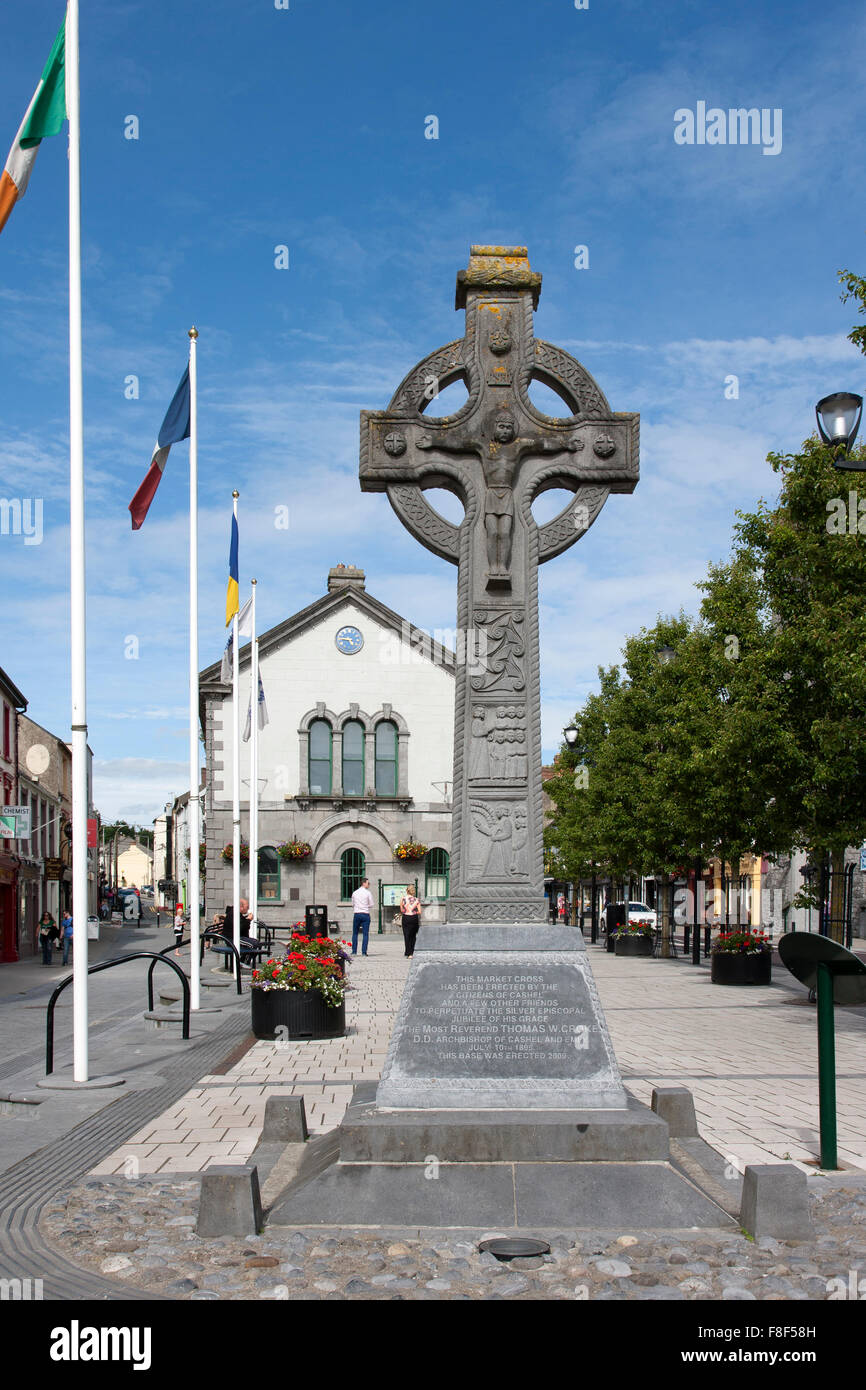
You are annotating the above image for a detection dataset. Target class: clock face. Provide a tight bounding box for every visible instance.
[335,625,364,655]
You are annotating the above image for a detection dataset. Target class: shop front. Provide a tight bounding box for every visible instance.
[0,860,18,962]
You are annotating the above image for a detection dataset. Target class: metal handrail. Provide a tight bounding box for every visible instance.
[199,928,245,993]
[46,952,191,1075]
[146,936,191,1011]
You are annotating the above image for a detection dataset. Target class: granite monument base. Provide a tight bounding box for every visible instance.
[266,926,733,1231]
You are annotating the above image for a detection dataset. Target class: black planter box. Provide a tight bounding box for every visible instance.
[615,934,654,958]
[710,951,772,986]
[251,987,346,1040]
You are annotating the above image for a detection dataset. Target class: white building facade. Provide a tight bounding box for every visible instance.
[200,567,455,934]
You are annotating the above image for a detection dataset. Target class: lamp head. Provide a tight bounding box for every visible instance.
[816,392,863,466]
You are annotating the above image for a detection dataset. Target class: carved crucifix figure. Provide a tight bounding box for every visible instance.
[417,410,581,583]
[360,247,639,923]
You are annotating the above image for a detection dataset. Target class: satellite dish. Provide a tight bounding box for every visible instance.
[25,743,50,776]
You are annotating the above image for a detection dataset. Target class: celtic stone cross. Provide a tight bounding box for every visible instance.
[360,247,638,923]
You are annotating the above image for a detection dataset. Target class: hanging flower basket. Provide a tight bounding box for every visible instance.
[394,839,428,861]
[277,839,312,861]
[221,840,250,864]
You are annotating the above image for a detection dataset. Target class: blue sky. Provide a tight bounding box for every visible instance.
[1,0,865,823]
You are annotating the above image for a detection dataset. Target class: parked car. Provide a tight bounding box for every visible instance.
[607,901,658,928]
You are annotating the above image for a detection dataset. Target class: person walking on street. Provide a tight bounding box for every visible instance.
[174,903,185,956]
[351,878,374,957]
[61,910,74,966]
[38,911,58,965]
[400,885,422,958]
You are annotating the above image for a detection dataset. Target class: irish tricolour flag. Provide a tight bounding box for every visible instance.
[0,15,67,236]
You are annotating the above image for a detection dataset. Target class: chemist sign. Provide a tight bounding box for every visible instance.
[0,805,31,839]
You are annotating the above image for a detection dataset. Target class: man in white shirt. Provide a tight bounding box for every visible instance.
[351,878,375,957]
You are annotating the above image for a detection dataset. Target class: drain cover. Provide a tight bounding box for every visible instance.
[478,1237,550,1261]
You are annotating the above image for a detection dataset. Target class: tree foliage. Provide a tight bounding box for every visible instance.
[547,439,866,877]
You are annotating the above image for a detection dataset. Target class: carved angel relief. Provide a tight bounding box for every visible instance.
[470,802,530,879]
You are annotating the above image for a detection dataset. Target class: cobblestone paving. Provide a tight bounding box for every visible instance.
[41,1175,866,1300]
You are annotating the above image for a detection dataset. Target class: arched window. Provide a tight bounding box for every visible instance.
[425,848,450,900]
[258,846,279,901]
[342,720,365,797]
[308,719,332,795]
[375,720,398,796]
[341,848,366,901]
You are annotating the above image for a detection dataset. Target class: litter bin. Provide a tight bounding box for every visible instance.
[604,902,626,952]
[305,904,328,938]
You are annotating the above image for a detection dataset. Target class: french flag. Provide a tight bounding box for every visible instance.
[128,367,191,529]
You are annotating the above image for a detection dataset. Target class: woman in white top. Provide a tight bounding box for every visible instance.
[399,886,422,958]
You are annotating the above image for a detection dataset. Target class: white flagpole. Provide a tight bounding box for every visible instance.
[249,580,259,936]
[188,327,201,1010]
[67,0,89,1082]
[231,491,241,969]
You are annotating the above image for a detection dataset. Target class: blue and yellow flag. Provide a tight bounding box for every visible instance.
[225,512,239,627]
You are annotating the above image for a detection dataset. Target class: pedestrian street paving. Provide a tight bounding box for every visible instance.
[91,941,411,1175]
[90,934,866,1178]
[595,946,866,1176]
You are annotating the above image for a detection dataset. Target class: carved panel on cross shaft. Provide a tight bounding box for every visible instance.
[468,704,528,782]
[469,801,529,880]
[470,611,525,693]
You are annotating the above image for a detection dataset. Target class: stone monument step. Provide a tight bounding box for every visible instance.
[342,1083,669,1162]
[267,1156,734,1231]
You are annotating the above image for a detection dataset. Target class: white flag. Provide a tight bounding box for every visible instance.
[243,672,269,743]
[220,596,252,683]
[237,596,253,639]
[220,629,232,684]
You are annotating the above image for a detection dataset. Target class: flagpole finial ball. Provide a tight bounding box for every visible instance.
[189,326,198,339]
[232,489,239,499]
[251,577,257,585]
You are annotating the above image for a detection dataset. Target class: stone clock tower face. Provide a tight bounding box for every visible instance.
[335,625,364,654]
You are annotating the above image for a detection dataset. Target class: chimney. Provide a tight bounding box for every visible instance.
[327,564,366,593]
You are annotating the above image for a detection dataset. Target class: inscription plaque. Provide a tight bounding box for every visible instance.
[377,936,627,1110]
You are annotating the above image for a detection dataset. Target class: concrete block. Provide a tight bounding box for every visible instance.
[740,1164,813,1240]
[261,1095,308,1143]
[652,1086,699,1138]
[197,1164,263,1236]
